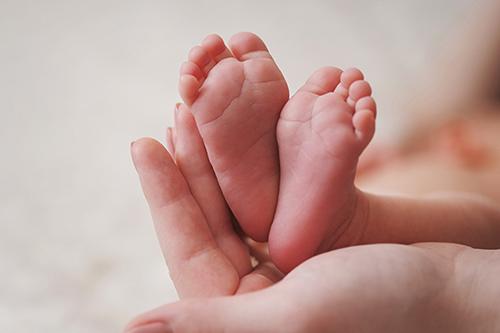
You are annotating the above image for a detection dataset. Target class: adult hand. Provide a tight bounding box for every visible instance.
[126,106,499,333]
[130,105,282,299]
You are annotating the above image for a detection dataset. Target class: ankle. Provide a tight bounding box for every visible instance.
[328,188,370,249]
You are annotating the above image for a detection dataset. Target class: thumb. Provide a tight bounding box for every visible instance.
[124,285,303,333]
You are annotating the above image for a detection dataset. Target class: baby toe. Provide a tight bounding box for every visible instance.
[353,109,375,146]
[355,96,377,117]
[347,80,372,107]
[334,67,364,99]
[179,74,200,106]
[180,61,204,81]
[188,45,214,75]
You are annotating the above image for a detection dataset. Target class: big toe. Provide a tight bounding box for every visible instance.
[228,32,272,61]
[299,66,343,95]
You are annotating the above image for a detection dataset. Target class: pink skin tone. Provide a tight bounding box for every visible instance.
[270,66,376,272]
[178,32,377,270]
[179,32,289,242]
[127,137,500,333]
[138,107,281,298]
[179,32,500,273]
[124,32,500,331]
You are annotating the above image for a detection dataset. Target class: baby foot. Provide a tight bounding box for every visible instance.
[178,32,289,241]
[269,67,377,272]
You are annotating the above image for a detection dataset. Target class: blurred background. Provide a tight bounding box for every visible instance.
[1,0,495,331]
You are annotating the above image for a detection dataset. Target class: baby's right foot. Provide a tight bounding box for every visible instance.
[178,33,289,241]
[269,67,377,272]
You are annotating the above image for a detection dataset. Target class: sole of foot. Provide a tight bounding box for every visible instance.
[178,32,289,241]
[269,67,377,272]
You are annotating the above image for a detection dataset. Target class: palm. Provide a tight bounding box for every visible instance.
[284,241,458,311]
[130,130,473,332]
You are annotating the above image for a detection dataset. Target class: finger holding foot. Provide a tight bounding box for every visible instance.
[173,103,252,277]
[131,138,239,297]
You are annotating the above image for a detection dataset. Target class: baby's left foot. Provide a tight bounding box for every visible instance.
[178,33,289,241]
[269,67,376,272]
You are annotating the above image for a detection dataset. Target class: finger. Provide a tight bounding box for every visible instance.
[174,103,252,277]
[245,238,271,263]
[131,137,239,297]
[165,127,175,157]
[236,262,284,294]
[125,284,299,333]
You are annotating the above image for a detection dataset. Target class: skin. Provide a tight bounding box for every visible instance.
[270,66,377,273]
[177,33,500,273]
[179,32,289,241]
[125,30,500,332]
[270,67,500,273]
[178,33,380,270]
[135,106,281,298]
[127,136,500,333]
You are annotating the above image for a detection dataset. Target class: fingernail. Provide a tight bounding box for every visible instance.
[125,322,171,333]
